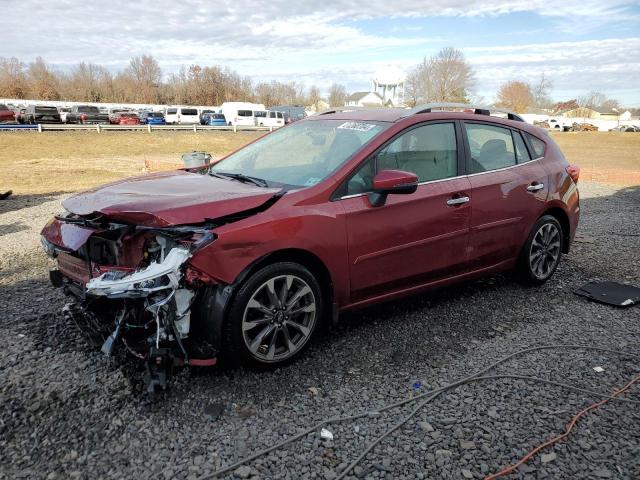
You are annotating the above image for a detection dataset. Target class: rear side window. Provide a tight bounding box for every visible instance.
[237,110,253,117]
[376,122,458,182]
[277,112,284,118]
[513,131,531,163]
[255,111,267,118]
[181,108,198,115]
[464,123,516,173]
[525,133,546,158]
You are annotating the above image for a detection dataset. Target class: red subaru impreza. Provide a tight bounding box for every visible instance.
[41,105,580,388]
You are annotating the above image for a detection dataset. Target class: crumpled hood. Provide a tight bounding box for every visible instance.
[62,170,282,227]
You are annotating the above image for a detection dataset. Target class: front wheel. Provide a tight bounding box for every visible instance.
[515,215,563,285]
[223,262,323,368]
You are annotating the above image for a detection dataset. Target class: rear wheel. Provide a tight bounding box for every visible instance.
[515,215,563,285]
[223,262,323,368]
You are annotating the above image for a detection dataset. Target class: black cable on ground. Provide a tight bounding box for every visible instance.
[198,344,639,480]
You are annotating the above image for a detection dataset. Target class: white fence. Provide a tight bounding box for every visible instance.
[0,124,277,133]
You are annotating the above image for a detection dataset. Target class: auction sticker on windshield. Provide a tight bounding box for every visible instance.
[337,121,377,132]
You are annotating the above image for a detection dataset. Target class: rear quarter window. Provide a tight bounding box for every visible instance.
[525,133,546,158]
[237,110,253,117]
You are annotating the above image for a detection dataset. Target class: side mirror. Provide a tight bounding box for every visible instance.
[369,169,418,207]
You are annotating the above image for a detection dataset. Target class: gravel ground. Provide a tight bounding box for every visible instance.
[1,182,639,480]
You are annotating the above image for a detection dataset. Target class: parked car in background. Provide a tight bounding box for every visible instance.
[201,112,227,126]
[164,107,200,125]
[15,107,28,124]
[270,105,306,124]
[108,108,130,124]
[41,103,580,387]
[114,112,141,125]
[21,105,62,124]
[58,107,71,123]
[66,105,110,124]
[139,111,166,125]
[220,102,265,126]
[0,104,16,123]
[258,110,285,128]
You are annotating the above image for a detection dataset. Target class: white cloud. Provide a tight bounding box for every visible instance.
[1,1,639,102]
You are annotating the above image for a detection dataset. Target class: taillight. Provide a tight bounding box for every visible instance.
[80,114,87,120]
[566,165,580,184]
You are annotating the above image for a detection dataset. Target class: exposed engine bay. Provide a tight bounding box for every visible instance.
[41,210,223,393]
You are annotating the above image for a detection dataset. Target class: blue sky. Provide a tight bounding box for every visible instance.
[2,0,640,105]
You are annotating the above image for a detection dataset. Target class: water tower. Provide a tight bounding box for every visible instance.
[372,65,405,106]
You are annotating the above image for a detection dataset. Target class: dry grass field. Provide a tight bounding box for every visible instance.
[0,130,638,195]
[0,130,263,195]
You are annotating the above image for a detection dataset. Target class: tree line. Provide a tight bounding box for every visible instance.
[0,55,334,108]
[0,50,624,113]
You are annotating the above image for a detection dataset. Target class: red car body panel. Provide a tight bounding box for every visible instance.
[42,109,580,315]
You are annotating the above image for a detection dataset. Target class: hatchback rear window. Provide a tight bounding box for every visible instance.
[213,114,225,119]
[513,131,532,163]
[525,133,546,158]
[167,108,177,114]
[78,106,99,113]
[149,112,163,118]
[181,109,198,115]
[237,110,253,117]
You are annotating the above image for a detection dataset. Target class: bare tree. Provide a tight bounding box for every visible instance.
[306,85,322,109]
[532,73,553,109]
[27,57,60,100]
[406,47,474,104]
[125,55,162,103]
[496,80,534,113]
[328,83,347,107]
[64,62,112,102]
[0,57,29,98]
[578,91,606,110]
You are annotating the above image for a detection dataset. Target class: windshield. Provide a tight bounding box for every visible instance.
[211,119,387,187]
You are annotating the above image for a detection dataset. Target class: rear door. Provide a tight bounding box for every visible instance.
[340,121,472,301]
[462,122,548,269]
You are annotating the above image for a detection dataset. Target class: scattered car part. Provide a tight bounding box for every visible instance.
[574,281,640,307]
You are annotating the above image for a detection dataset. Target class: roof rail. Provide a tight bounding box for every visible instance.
[401,102,524,122]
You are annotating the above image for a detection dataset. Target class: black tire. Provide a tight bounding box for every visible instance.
[515,215,563,285]
[223,262,323,368]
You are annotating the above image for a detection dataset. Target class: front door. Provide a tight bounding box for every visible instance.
[340,121,472,302]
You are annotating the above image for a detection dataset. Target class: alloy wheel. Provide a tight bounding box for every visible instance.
[242,274,317,362]
[529,223,561,280]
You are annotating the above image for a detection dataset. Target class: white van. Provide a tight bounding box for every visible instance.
[165,107,200,125]
[220,102,266,126]
[262,111,285,128]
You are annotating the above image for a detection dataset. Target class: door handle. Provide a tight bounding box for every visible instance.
[527,183,544,192]
[447,196,470,206]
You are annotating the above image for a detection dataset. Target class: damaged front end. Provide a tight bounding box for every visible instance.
[41,212,219,393]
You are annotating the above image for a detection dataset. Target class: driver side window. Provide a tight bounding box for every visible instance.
[344,122,458,196]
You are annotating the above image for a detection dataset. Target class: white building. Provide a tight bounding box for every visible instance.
[345,92,384,107]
